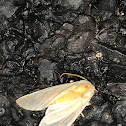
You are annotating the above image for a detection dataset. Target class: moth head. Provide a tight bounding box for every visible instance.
[80,83,94,98]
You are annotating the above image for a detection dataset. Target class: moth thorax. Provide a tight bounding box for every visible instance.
[81,89,94,98]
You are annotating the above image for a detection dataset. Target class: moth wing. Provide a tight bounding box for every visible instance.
[61,100,89,126]
[16,81,86,111]
[39,97,91,126]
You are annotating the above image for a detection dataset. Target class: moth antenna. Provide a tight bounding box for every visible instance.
[60,73,87,80]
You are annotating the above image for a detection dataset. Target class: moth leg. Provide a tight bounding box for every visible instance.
[81,102,91,118]
[81,112,85,118]
[70,80,74,83]
[95,89,98,92]
[94,89,98,93]
[86,102,91,106]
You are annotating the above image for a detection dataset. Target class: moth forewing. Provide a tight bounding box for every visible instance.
[16,81,77,110]
[16,80,90,111]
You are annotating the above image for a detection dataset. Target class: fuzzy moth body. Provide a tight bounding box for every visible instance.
[16,78,96,126]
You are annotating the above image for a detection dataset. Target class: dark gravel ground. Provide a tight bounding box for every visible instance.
[0,0,126,126]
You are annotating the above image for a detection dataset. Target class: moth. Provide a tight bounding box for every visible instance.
[16,73,97,126]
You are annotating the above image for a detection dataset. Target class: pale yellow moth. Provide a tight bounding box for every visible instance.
[16,73,97,126]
